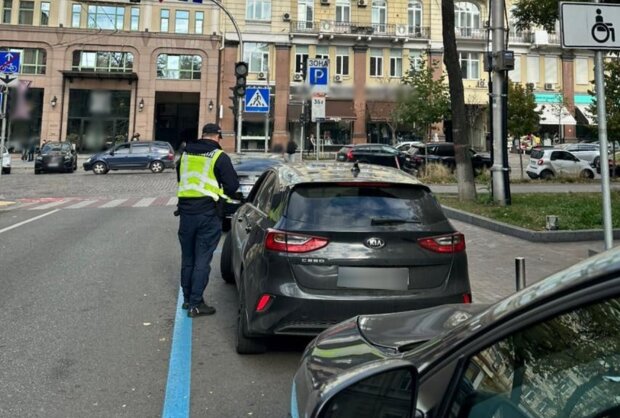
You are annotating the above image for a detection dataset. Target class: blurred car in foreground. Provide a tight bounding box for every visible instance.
[35,142,77,174]
[527,148,595,180]
[291,247,620,418]
[220,162,470,354]
[336,144,414,172]
[1,146,10,174]
[83,141,175,174]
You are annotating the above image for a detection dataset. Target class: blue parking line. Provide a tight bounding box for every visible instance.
[162,288,192,418]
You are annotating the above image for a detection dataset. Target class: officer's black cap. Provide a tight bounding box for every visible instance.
[202,123,221,135]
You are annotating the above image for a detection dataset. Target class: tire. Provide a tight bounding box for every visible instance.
[150,160,165,173]
[220,233,235,284]
[236,283,266,354]
[92,161,108,175]
[34,169,41,175]
[1,167,9,175]
[540,170,554,180]
[580,169,595,179]
[594,157,600,169]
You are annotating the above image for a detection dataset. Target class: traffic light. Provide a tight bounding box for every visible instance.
[234,61,248,98]
[228,90,239,116]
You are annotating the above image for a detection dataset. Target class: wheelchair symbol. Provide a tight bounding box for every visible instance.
[592,9,616,43]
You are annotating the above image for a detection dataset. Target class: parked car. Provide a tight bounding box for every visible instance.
[290,247,620,418]
[336,144,414,172]
[558,143,600,166]
[597,150,620,177]
[83,141,175,174]
[409,143,492,174]
[395,141,424,153]
[527,148,595,180]
[34,142,77,174]
[220,162,471,354]
[1,146,10,174]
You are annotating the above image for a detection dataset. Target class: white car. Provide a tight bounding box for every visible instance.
[559,143,600,166]
[1,146,10,174]
[526,148,595,180]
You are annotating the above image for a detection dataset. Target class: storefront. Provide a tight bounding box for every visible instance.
[5,86,44,152]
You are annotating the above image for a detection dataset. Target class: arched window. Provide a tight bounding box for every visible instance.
[408,1,422,35]
[455,2,481,37]
[336,0,350,23]
[156,54,202,80]
[371,0,387,34]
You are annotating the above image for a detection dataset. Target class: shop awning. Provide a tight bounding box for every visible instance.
[61,70,138,82]
[536,105,577,125]
[575,105,596,125]
[326,100,356,120]
[367,101,396,122]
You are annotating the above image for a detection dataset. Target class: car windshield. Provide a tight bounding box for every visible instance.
[41,144,65,153]
[286,184,446,231]
[531,149,545,159]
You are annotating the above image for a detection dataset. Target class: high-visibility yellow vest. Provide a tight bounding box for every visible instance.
[177,150,225,200]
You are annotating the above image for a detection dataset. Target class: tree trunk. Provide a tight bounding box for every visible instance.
[441,0,477,201]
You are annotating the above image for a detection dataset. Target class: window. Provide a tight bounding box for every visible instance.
[160,9,169,32]
[40,1,49,26]
[114,144,131,155]
[298,0,313,26]
[370,49,383,77]
[131,143,150,155]
[409,52,423,71]
[449,296,620,418]
[0,47,46,74]
[576,58,589,84]
[156,54,202,80]
[246,0,271,21]
[544,56,558,85]
[390,49,402,78]
[459,52,480,80]
[315,46,329,61]
[336,47,349,76]
[72,51,134,73]
[336,0,350,23]
[71,3,80,27]
[527,55,540,84]
[130,7,139,31]
[408,1,422,35]
[87,5,124,30]
[371,0,387,33]
[455,2,480,37]
[294,45,309,74]
[195,11,204,34]
[3,0,12,24]
[253,173,276,213]
[244,43,269,73]
[18,0,33,25]
[511,54,521,82]
[175,10,189,34]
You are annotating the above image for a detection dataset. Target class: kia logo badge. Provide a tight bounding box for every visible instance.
[365,237,385,249]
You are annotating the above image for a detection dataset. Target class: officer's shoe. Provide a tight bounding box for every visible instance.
[182,303,189,310]
[188,303,216,317]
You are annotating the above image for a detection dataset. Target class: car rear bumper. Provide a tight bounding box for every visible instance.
[526,170,540,179]
[36,160,74,172]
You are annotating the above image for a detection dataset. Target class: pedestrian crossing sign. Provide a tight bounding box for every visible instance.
[244,87,270,113]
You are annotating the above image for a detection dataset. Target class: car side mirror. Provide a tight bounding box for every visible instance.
[319,366,418,418]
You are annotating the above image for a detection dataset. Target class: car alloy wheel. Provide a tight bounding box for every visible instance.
[93,162,107,175]
[150,161,164,173]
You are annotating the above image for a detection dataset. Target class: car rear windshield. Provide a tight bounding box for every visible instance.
[531,150,545,159]
[286,184,447,230]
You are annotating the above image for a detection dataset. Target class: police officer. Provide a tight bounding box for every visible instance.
[176,123,239,318]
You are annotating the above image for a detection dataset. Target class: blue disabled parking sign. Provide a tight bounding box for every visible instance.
[244,87,270,113]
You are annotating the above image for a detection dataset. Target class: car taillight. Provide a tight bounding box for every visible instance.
[265,229,329,253]
[418,233,466,253]
[168,151,174,160]
[537,159,544,166]
[346,149,354,161]
[463,293,472,304]
[255,294,273,312]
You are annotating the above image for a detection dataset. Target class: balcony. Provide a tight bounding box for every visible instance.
[455,27,487,40]
[509,30,531,43]
[291,20,430,39]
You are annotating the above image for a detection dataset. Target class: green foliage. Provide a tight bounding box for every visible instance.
[589,58,620,141]
[395,59,450,140]
[508,82,540,138]
[511,0,565,32]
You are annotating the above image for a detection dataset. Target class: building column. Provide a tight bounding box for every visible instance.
[218,41,238,153]
[272,44,291,147]
[429,49,445,141]
[352,45,368,144]
[561,51,577,142]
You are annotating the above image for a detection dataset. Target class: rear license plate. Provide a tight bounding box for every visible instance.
[48,162,59,167]
[337,267,409,291]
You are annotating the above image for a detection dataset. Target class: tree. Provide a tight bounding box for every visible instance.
[507,82,540,139]
[511,0,561,32]
[589,58,620,141]
[395,59,450,142]
[442,0,477,201]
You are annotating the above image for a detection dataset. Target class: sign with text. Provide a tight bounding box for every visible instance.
[308,59,329,93]
[561,2,620,50]
[311,93,325,122]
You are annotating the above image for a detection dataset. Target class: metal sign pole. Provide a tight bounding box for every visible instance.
[0,87,7,182]
[237,99,243,153]
[299,100,305,161]
[316,121,320,161]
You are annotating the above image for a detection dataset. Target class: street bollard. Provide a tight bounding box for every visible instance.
[515,257,526,291]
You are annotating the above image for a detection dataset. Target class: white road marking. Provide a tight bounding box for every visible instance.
[166,197,178,207]
[99,198,128,208]
[65,200,97,209]
[29,199,72,210]
[133,197,156,208]
[0,209,60,235]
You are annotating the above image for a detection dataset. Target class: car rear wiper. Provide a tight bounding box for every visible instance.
[371,217,421,225]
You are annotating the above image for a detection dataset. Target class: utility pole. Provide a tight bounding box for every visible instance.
[490,0,513,205]
[0,86,7,182]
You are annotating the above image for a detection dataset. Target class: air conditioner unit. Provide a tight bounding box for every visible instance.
[533,30,549,46]
[526,82,536,91]
[282,12,291,22]
[477,79,487,88]
[544,82,555,91]
[395,25,407,36]
[258,72,266,80]
[357,0,368,6]
[293,73,303,82]
[334,75,342,82]
[320,0,330,5]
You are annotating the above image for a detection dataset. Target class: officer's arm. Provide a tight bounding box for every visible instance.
[214,153,240,196]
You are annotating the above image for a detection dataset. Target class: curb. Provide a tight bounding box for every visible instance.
[442,205,620,243]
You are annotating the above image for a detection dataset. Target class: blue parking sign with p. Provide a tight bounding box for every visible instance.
[309,67,328,85]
